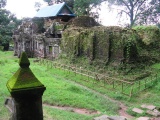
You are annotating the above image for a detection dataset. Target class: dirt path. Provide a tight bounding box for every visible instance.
[43,104,100,115]
[119,103,134,119]
[49,73,134,119]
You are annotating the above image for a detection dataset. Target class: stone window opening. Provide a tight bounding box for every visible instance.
[49,46,52,54]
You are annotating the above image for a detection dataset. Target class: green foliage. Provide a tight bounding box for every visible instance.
[62,26,140,64]
[0,0,6,8]
[62,24,160,67]
[122,29,139,61]
[73,0,103,17]
[133,26,160,45]
[133,26,160,62]
[43,0,74,8]
[106,0,160,27]
[0,8,20,50]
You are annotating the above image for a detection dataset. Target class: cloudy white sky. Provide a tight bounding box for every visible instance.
[5,0,128,26]
[5,0,46,18]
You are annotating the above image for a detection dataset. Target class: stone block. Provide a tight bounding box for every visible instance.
[94,115,109,120]
[108,116,127,120]
[136,117,150,120]
[146,110,160,117]
[4,97,14,113]
[141,104,156,110]
[153,109,160,115]
[132,108,144,114]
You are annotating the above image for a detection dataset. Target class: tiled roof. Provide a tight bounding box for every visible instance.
[35,2,75,17]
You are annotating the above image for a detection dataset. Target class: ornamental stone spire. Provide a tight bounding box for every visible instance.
[6,52,46,120]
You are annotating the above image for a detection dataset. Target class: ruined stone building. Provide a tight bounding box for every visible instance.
[13,2,75,59]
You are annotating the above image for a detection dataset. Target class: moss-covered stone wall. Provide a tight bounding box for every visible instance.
[133,26,160,61]
[61,25,160,65]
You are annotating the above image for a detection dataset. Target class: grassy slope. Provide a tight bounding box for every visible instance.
[0,52,18,120]
[1,51,160,119]
[38,57,160,118]
[0,51,119,120]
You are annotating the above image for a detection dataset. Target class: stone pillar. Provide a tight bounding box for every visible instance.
[6,52,46,120]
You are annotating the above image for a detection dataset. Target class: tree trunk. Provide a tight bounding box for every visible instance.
[130,8,134,28]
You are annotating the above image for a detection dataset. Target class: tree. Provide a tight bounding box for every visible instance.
[43,0,74,8]
[73,0,104,17]
[0,0,6,8]
[149,0,160,25]
[34,2,42,11]
[0,0,20,50]
[43,0,52,5]
[106,0,160,27]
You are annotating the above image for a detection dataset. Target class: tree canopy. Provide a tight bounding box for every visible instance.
[73,0,104,17]
[43,0,74,8]
[0,0,20,50]
[107,0,160,27]
[0,0,6,8]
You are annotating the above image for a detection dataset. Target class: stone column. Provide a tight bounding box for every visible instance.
[6,52,46,120]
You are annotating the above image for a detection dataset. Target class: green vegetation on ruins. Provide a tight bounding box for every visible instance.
[61,24,160,80]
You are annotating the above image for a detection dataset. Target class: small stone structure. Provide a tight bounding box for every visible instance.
[12,18,62,59]
[13,2,75,59]
[6,52,46,120]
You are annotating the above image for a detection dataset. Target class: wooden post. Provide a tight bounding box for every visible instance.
[139,81,140,90]
[130,85,134,98]
[122,83,124,93]
[145,79,146,88]
[88,71,89,81]
[75,67,76,76]
[113,81,115,89]
[6,52,46,120]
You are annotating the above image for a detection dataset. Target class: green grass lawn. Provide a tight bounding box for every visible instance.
[1,51,160,119]
[37,57,160,118]
[0,51,119,120]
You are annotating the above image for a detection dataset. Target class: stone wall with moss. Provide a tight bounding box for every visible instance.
[133,26,160,62]
[61,25,160,65]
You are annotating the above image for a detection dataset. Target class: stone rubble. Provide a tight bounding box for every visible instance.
[132,104,160,120]
[136,117,150,120]
[132,108,144,114]
[93,115,127,120]
[141,104,156,110]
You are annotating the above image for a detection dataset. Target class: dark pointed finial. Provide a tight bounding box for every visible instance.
[19,52,30,68]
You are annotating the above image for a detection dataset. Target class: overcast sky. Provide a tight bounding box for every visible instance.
[5,0,127,26]
[5,0,46,18]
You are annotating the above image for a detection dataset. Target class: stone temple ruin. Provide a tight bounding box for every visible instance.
[12,2,75,59]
